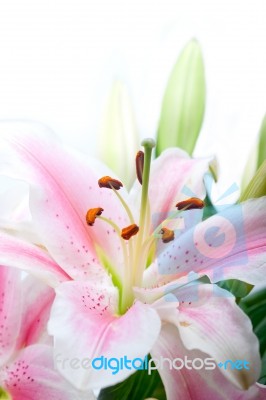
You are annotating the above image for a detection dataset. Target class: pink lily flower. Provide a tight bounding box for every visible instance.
[152,323,266,399]
[0,122,265,398]
[0,265,95,399]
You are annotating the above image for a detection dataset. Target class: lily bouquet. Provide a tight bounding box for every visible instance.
[0,40,265,400]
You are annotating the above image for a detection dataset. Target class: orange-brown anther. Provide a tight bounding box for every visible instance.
[160,227,175,243]
[136,151,144,184]
[121,224,139,240]
[98,176,123,190]
[176,197,205,210]
[86,207,104,226]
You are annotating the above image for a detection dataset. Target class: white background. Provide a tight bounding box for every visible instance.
[0,0,266,194]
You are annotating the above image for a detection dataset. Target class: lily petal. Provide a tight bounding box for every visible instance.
[0,121,132,282]
[151,324,266,400]
[48,281,161,390]
[158,284,261,390]
[0,180,29,222]
[0,266,22,365]
[0,231,70,287]
[1,344,95,400]
[17,276,55,348]
[145,197,266,287]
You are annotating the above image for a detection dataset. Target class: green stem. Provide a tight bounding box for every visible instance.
[133,138,155,284]
[110,184,135,224]
[98,215,133,314]
[139,139,155,235]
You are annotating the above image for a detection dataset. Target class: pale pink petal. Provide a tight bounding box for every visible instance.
[0,344,95,400]
[144,197,266,288]
[0,182,40,244]
[0,121,133,282]
[0,266,22,365]
[16,276,55,348]
[0,180,30,223]
[0,231,70,287]
[48,281,161,390]
[156,284,261,390]
[130,148,210,229]
[151,324,266,400]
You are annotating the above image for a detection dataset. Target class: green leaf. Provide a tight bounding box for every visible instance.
[239,160,266,201]
[218,279,253,303]
[98,357,166,400]
[259,351,266,385]
[156,39,205,156]
[239,287,266,384]
[239,288,266,344]
[202,193,217,220]
[257,113,266,169]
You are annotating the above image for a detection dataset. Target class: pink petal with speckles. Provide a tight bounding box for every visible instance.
[16,276,55,349]
[0,231,70,287]
[48,281,161,390]
[151,324,266,400]
[143,197,266,288]
[0,266,22,365]
[0,121,134,283]
[153,284,261,390]
[1,344,95,400]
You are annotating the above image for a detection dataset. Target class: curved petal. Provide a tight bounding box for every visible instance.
[48,281,161,390]
[151,324,266,400]
[144,197,266,288]
[0,121,133,282]
[1,344,95,400]
[16,276,55,349]
[0,231,70,287]
[0,266,22,366]
[130,148,210,229]
[0,180,39,245]
[156,284,261,390]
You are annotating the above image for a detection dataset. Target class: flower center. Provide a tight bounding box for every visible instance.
[86,139,204,313]
[0,387,11,400]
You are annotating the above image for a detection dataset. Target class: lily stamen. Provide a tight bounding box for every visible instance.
[121,224,139,240]
[109,183,135,225]
[136,150,144,184]
[176,197,204,210]
[98,175,135,224]
[86,207,104,226]
[98,176,123,190]
[85,141,205,312]
[160,227,175,243]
